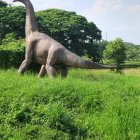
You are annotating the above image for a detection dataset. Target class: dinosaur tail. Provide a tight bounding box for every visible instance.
[63,50,115,69]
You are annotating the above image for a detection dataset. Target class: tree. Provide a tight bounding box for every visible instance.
[86,40,108,63]
[103,38,126,72]
[36,9,101,56]
[0,6,25,40]
[0,0,7,8]
[125,42,140,61]
[0,7,101,59]
[2,32,16,46]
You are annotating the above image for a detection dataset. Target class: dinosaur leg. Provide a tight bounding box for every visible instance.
[18,60,31,74]
[18,46,33,74]
[61,66,68,78]
[45,49,58,78]
[38,65,46,78]
[46,64,56,78]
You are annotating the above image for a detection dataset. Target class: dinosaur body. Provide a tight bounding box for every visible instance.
[13,0,114,78]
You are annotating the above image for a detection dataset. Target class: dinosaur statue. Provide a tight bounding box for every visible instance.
[13,0,115,78]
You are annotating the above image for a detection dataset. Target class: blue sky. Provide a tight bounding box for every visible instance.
[4,0,140,44]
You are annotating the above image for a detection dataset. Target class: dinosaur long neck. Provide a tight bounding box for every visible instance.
[24,0,38,37]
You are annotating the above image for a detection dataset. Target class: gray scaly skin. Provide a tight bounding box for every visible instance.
[13,0,115,78]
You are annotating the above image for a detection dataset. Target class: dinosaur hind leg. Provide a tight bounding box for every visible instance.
[38,65,46,78]
[45,49,58,78]
[46,64,56,78]
[60,66,68,78]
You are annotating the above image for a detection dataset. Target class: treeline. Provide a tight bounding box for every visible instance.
[0,1,140,70]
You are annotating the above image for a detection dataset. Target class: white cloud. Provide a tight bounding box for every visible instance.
[79,0,124,22]
[115,25,129,32]
[126,4,140,13]
[5,0,74,11]
[32,0,74,11]
[93,0,124,18]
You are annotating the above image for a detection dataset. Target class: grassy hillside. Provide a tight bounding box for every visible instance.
[0,69,140,139]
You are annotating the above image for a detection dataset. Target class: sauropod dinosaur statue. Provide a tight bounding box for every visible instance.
[13,0,115,78]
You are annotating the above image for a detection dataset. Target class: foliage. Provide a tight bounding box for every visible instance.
[0,0,7,8]
[36,9,101,56]
[0,69,140,139]
[86,40,108,63]
[0,33,25,68]
[0,50,24,68]
[103,38,126,72]
[0,6,26,40]
[0,6,102,60]
[125,42,140,61]
[2,32,16,46]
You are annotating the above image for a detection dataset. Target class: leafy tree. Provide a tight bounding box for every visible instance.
[0,6,25,40]
[0,6,101,59]
[85,40,108,63]
[2,33,16,46]
[0,0,8,43]
[1,32,25,51]
[0,0,7,8]
[86,43,100,62]
[103,38,126,72]
[36,9,101,56]
[125,43,140,61]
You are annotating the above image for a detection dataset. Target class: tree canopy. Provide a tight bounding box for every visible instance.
[0,6,26,40]
[36,9,102,56]
[103,38,126,71]
[0,0,7,8]
[0,5,102,58]
[125,42,140,61]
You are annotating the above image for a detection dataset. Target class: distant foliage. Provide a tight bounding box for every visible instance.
[86,40,108,63]
[125,43,140,61]
[0,0,7,7]
[103,38,126,72]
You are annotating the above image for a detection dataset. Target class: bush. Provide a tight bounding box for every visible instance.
[0,50,24,68]
[103,38,126,72]
[0,33,25,68]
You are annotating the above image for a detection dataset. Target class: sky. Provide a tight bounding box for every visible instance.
[4,0,140,45]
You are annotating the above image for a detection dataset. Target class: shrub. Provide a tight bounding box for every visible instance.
[0,33,25,68]
[103,38,126,72]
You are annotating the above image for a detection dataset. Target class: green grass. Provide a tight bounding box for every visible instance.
[0,68,140,140]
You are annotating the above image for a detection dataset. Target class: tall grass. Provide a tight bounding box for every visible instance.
[0,69,140,139]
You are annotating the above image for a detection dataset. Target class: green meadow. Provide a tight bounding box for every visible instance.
[0,68,140,140]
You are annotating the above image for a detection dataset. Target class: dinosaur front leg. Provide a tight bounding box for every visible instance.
[38,65,46,78]
[18,60,31,74]
[18,46,33,75]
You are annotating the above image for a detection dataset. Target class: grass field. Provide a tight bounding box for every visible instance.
[0,68,140,140]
